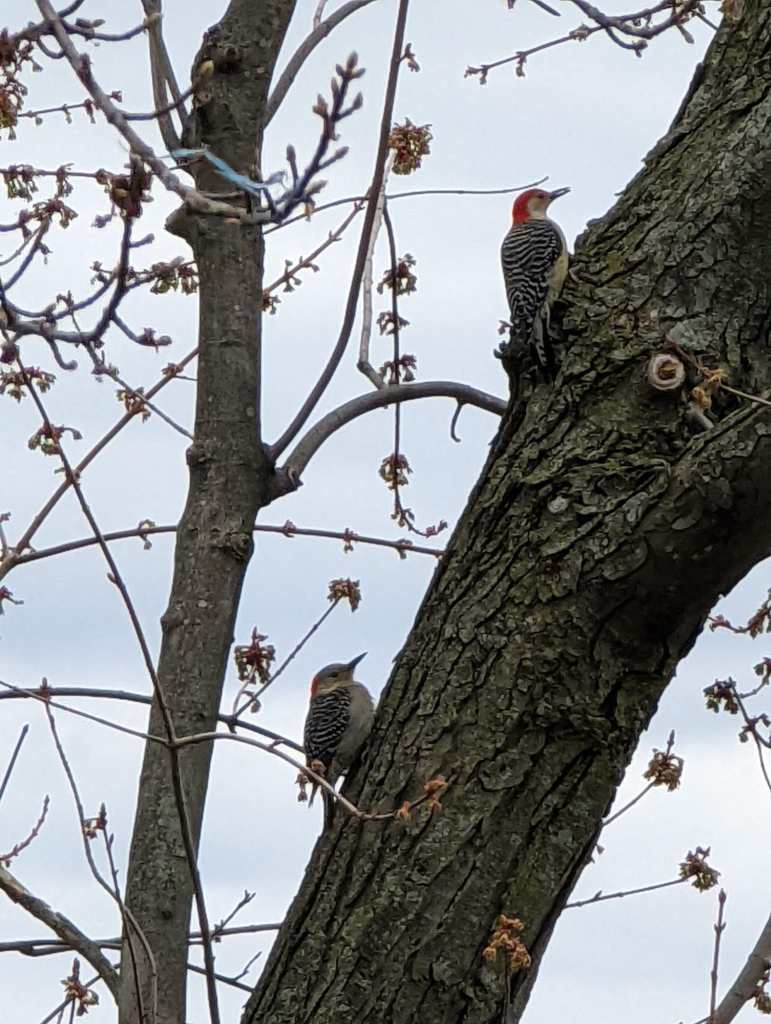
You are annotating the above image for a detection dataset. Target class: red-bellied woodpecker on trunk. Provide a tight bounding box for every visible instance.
[303,652,374,826]
[500,186,570,377]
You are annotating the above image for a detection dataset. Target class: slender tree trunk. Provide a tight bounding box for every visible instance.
[118,4,297,1022]
[244,5,771,1022]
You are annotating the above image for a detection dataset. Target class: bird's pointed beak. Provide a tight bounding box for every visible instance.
[347,652,368,671]
[548,187,570,202]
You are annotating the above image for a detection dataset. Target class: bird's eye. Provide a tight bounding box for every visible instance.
[330,671,339,679]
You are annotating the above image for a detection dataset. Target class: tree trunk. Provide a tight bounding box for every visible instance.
[118,4,297,1022]
[244,5,771,1022]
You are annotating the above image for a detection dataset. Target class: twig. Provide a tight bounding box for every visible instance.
[275,381,507,486]
[565,876,686,909]
[667,337,771,411]
[89,351,193,440]
[43,704,116,900]
[313,0,330,28]
[0,680,164,745]
[0,922,282,957]
[266,0,379,124]
[0,724,29,807]
[8,519,443,570]
[709,890,727,1024]
[0,795,49,862]
[358,155,393,389]
[602,781,656,826]
[232,600,341,718]
[0,867,119,998]
[141,0,187,151]
[263,201,364,297]
[0,347,198,579]
[266,180,547,234]
[0,682,304,754]
[212,891,255,940]
[102,830,154,1024]
[171,729,447,824]
[230,949,262,983]
[381,201,437,538]
[37,973,101,1024]
[465,0,705,82]
[269,0,412,459]
[186,962,252,993]
[732,689,771,797]
[713,910,771,1024]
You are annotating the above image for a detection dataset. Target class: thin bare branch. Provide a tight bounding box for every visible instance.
[465,0,706,82]
[0,348,198,580]
[102,829,156,1024]
[0,682,304,754]
[713,910,771,1024]
[0,795,49,862]
[275,381,507,487]
[232,600,341,718]
[212,891,255,940]
[266,0,379,124]
[564,876,686,909]
[0,724,29,807]
[186,962,253,993]
[313,0,330,29]
[44,703,117,901]
[602,782,656,827]
[0,680,163,745]
[263,201,364,299]
[358,155,393,389]
[8,519,442,571]
[709,890,727,1024]
[0,867,119,998]
[140,0,187,150]
[269,0,412,459]
[0,922,282,957]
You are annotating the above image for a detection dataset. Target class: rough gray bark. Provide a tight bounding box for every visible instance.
[117,3,297,1022]
[243,4,771,1023]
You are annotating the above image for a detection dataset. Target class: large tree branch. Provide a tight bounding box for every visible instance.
[0,868,119,1000]
[243,3,771,1022]
[273,382,507,490]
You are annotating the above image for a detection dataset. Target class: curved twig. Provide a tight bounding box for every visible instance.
[274,381,506,489]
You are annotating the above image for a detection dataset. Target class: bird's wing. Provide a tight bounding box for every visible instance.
[303,689,352,769]
[500,220,562,342]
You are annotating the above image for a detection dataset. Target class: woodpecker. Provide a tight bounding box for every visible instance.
[500,186,570,377]
[303,652,374,826]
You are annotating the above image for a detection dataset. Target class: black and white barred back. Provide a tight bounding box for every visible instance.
[304,687,352,771]
[501,218,563,366]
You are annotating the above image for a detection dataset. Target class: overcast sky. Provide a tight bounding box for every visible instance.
[1,1,769,1023]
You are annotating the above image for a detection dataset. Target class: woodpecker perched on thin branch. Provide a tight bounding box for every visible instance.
[303,652,374,826]
[500,186,570,378]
